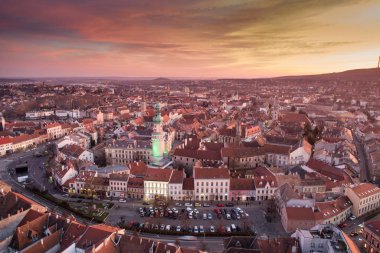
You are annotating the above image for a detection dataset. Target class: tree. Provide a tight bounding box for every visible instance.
[290,105,296,112]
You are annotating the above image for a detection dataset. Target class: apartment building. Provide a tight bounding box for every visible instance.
[105,139,152,165]
[143,168,173,200]
[362,219,380,253]
[345,183,380,217]
[109,173,129,198]
[193,167,230,201]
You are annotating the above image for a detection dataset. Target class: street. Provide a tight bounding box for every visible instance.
[353,134,370,182]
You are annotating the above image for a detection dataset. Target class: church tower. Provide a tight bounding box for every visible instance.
[272,97,279,121]
[151,103,165,164]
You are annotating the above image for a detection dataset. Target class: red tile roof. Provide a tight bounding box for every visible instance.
[230,178,255,191]
[365,219,380,238]
[169,170,184,184]
[129,161,148,176]
[194,167,230,179]
[76,224,120,250]
[182,178,194,190]
[0,136,12,145]
[145,168,173,182]
[350,183,380,199]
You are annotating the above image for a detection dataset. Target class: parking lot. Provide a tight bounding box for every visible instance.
[107,200,288,237]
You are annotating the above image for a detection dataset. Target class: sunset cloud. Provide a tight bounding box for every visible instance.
[0,0,379,78]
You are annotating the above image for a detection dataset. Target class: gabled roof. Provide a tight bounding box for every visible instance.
[194,167,229,179]
[76,224,120,251]
[230,178,255,191]
[349,183,380,199]
[169,170,184,184]
[145,168,173,182]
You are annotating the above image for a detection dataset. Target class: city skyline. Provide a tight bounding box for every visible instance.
[1,0,380,78]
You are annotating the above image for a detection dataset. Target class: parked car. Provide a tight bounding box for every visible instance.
[176,225,181,232]
[231,224,237,232]
[203,203,210,207]
[175,203,182,207]
[203,213,207,220]
[226,226,231,233]
[338,223,347,228]
[119,199,127,203]
[199,225,204,233]
[226,202,234,207]
[210,225,215,233]
[160,224,165,230]
[185,203,193,207]
[207,213,212,220]
[194,226,199,233]
[350,231,358,237]
[226,213,231,220]
[236,207,244,214]
[165,225,171,231]
[195,202,201,207]
[349,215,356,221]
[217,203,225,207]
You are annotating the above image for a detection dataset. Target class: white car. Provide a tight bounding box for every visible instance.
[199,225,204,233]
[186,207,193,212]
[194,226,199,233]
[226,226,231,233]
[236,207,244,214]
[119,199,127,203]
[203,213,207,220]
[210,225,215,233]
[176,225,181,232]
[349,215,356,221]
[185,203,193,207]
[175,203,182,207]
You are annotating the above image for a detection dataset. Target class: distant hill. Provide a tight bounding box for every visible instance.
[276,68,380,81]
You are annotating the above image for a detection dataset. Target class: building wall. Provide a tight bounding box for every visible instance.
[362,225,380,253]
[110,180,128,197]
[144,181,169,200]
[345,188,380,217]
[194,179,229,201]
[169,183,183,200]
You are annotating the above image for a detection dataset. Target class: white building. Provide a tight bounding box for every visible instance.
[168,170,184,201]
[345,183,380,217]
[59,144,94,163]
[292,224,360,253]
[0,137,13,156]
[109,173,129,198]
[193,167,230,201]
[143,168,173,200]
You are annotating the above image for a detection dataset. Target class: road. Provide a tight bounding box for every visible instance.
[353,134,370,182]
[0,146,94,225]
[124,230,227,252]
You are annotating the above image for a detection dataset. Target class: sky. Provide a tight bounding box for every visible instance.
[0,0,379,78]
